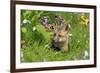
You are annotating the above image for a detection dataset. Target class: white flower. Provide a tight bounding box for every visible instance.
[23,19,27,24]
[83,49,89,60]
[84,50,88,57]
[22,19,31,26]
[69,33,72,37]
[68,24,71,29]
[32,27,36,32]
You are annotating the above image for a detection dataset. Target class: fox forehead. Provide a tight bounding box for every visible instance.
[54,29,67,37]
[59,30,67,37]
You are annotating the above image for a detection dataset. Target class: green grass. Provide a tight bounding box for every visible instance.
[21,10,90,62]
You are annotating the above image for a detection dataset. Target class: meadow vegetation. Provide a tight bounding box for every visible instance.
[21,10,90,62]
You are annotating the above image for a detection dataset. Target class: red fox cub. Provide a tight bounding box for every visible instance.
[52,24,70,52]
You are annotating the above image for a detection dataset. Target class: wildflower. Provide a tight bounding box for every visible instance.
[69,33,72,37]
[80,15,89,26]
[58,16,65,23]
[55,15,65,24]
[83,49,89,60]
[41,16,49,27]
[32,27,36,32]
[22,19,31,26]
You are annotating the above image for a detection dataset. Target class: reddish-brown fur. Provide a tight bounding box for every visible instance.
[52,24,70,52]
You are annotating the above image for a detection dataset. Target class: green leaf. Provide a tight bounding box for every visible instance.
[22,27,27,33]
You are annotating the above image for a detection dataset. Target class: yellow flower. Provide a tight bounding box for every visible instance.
[80,15,89,26]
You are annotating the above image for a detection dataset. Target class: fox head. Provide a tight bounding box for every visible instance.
[52,24,71,52]
[53,24,70,42]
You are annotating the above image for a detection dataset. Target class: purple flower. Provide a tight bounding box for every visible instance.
[41,16,49,27]
[55,15,65,24]
[59,16,65,23]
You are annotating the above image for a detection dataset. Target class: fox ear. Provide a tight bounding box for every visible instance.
[65,24,71,31]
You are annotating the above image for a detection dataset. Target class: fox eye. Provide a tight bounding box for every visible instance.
[59,34,62,37]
